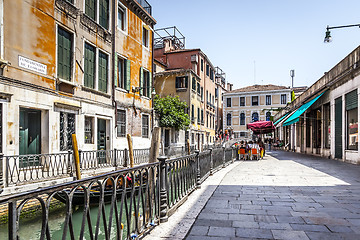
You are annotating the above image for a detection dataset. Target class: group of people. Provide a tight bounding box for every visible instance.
[238,138,265,160]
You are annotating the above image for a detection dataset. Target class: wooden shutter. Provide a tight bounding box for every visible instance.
[125,59,131,91]
[99,0,109,29]
[57,27,72,81]
[98,51,108,92]
[175,77,179,88]
[148,72,152,97]
[139,67,143,95]
[346,90,358,110]
[114,54,118,87]
[185,76,188,88]
[85,0,96,20]
[84,43,95,89]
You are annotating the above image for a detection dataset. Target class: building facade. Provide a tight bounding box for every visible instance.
[0,0,155,158]
[274,45,360,164]
[214,67,230,137]
[154,29,219,149]
[223,85,291,139]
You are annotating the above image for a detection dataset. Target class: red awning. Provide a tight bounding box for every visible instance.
[247,121,275,134]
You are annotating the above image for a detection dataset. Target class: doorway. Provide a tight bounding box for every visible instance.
[97,118,107,164]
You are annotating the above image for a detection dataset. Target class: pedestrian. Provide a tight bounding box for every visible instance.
[258,137,265,158]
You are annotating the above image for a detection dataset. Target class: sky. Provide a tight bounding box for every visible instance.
[150,0,360,90]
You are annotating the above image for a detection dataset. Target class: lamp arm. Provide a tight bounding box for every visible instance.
[327,24,360,30]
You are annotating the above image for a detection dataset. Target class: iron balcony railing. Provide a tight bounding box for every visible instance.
[0,146,236,239]
[135,0,152,16]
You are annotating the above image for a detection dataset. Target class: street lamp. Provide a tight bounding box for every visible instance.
[324,24,360,43]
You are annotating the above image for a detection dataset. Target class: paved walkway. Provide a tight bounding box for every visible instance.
[144,151,360,240]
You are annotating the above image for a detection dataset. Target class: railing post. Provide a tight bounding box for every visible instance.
[195,150,201,189]
[9,200,17,240]
[209,148,213,175]
[113,148,118,168]
[67,150,73,177]
[0,153,3,192]
[222,146,226,168]
[5,156,9,187]
[78,149,82,169]
[158,155,168,223]
[124,148,128,168]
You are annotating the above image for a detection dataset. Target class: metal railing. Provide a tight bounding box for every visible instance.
[1,147,236,239]
[133,149,150,165]
[135,0,152,15]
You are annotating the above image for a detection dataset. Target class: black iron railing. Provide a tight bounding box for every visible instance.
[1,147,236,239]
[135,0,152,16]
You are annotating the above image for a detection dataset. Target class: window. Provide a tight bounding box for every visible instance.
[191,105,195,122]
[197,107,200,124]
[281,94,287,104]
[210,69,214,80]
[57,27,73,81]
[252,96,258,106]
[140,68,151,97]
[226,113,231,126]
[266,112,271,121]
[240,97,245,106]
[252,112,259,122]
[206,90,209,102]
[192,77,196,91]
[200,86,203,101]
[142,114,149,138]
[201,59,203,71]
[143,26,149,47]
[98,51,108,92]
[116,57,130,91]
[60,112,75,151]
[266,95,271,105]
[117,109,126,137]
[117,5,126,31]
[201,109,204,125]
[240,113,245,125]
[346,90,358,150]
[212,96,214,105]
[84,117,93,144]
[197,82,200,95]
[227,98,231,107]
[84,43,96,89]
[85,0,109,30]
[215,88,218,98]
[206,64,209,76]
[175,76,188,89]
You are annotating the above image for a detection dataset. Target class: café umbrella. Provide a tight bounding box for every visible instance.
[247,121,275,134]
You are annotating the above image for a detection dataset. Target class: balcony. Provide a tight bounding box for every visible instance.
[135,0,152,16]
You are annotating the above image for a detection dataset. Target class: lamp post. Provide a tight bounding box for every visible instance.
[324,24,360,42]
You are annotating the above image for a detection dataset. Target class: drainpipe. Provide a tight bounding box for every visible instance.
[111,0,116,110]
[151,23,155,130]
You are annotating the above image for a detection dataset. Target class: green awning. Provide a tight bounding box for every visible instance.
[273,113,289,126]
[283,91,325,126]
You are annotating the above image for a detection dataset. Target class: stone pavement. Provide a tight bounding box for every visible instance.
[144,151,360,240]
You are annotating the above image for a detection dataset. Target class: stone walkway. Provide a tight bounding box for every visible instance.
[144,151,360,240]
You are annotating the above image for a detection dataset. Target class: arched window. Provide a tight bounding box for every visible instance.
[226,113,232,126]
[266,112,271,121]
[252,112,259,122]
[240,113,245,125]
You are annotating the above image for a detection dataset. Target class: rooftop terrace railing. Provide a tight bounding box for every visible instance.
[135,0,152,15]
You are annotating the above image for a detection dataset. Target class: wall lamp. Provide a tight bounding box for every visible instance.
[324,24,360,43]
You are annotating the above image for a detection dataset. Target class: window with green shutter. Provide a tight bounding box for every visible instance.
[57,27,72,81]
[99,0,109,29]
[98,51,108,92]
[85,0,96,21]
[125,59,131,91]
[84,43,96,89]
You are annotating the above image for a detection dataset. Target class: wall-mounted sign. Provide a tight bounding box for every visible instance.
[18,55,47,75]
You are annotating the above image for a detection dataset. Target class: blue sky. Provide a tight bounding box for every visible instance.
[151,0,360,89]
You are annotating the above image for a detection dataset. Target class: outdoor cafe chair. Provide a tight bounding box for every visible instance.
[251,148,260,160]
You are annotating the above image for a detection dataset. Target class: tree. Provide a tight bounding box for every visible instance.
[153,95,190,131]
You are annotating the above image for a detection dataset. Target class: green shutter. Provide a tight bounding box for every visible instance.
[114,54,118,87]
[84,43,95,89]
[98,51,108,92]
[335,97,343,159]
[99,0,109,29]
[57,27,72,81]
[85,0,96,20]
[346,90,358,110]
[148,72,152,97]
[139,67,143,95]
[125,59,131,91]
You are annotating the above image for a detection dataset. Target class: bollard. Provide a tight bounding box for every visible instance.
[195,150,201,189]
[209,148,213,175]
[222,146,226,168]
[158,156,168,222]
